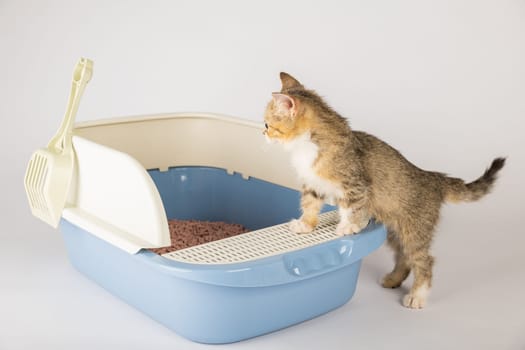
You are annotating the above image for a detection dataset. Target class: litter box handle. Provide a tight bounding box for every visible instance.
[282,226,386,280]
[48,58,93,153]
[282,239,355,278]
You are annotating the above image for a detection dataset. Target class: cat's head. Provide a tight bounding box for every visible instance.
[263,72,310,144]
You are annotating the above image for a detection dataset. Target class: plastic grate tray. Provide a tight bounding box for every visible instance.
[162,210,341,264]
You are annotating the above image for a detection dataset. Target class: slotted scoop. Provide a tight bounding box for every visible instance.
[24,58,93,227]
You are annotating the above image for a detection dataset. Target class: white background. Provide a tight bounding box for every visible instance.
[1,1,524,349]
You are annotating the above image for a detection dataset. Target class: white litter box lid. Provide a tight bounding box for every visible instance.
[63,136,171,253]
[163,211,343,264]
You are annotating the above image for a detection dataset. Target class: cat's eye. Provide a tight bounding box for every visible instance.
[264,123,269,130]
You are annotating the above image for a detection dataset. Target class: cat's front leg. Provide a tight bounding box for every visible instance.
[336,202,370,236]
[289,189,324,234]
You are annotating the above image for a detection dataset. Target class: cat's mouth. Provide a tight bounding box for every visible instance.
[264,122,285,137]
[264,120,296,146]
[264,133,277,144]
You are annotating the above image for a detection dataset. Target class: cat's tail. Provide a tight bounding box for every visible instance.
[442,157,506,203]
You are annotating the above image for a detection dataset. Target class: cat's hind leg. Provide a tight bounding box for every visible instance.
[382,230,411,288]
[402,249,434,309]
[397,222,436,309]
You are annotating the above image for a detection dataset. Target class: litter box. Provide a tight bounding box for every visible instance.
[24,59,386,344]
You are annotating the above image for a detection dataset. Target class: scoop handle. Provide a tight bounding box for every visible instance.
[48,57,93,152]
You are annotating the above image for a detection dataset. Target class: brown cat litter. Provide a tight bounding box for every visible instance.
[149,219,248,255]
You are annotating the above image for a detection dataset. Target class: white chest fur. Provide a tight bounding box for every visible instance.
[284,133,343,203]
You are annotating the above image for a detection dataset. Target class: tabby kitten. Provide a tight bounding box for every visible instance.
[263,72,505,309]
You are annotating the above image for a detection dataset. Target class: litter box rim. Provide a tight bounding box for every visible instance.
[73,112,263,132]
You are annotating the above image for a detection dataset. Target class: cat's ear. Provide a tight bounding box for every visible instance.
[280,72,304,91]
[272,93,297,117]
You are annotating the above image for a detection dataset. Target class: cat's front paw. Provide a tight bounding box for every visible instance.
[335,220,368,236]
[335,222,358,236]
[289,219,314,234]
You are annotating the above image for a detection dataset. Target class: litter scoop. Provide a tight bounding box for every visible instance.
[24,58,93,227]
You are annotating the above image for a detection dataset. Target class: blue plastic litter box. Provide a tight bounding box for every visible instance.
[29,109,386,343]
